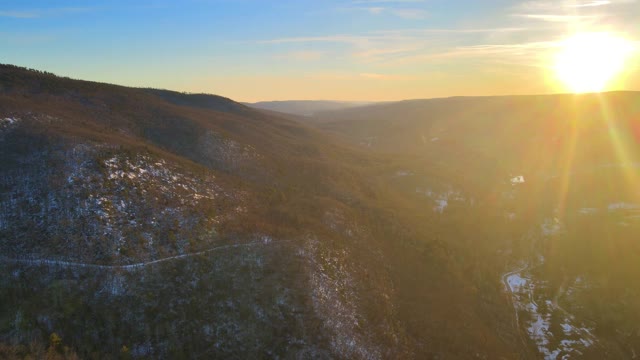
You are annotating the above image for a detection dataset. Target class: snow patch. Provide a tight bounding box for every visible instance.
[360,136,377,148]
[511,175,525,184]
[416,186,466,213]
[434,199,448,213]
[608,202,640,211]
[507,273,527,291]
[541,218,563,236]
[394,170,412,177]
[1,117,20,130]
[578,208,598,215]
[2,117,19,125]
[561,323,573,335]
[260,235,272,244]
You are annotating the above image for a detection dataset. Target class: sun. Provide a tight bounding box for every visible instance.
[554,32,635,93]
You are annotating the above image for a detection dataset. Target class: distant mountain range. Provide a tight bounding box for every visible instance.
[245,100,378,117]
[2,63,640,359]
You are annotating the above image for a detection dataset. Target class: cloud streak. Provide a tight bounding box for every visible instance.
[273,50,325,61]
[342,0,429,19]
[259,24,560,67]
[260,26,531,45]
[573,1,611,7]
[519,0,635,10]
[0,10,39,18]
[342,6,428,19]
[512,14,603,22]
[351,0,425,3]
[359,72,402,79]
[259,35,371,45]
[378,41,561,67]
[390,8,428,19]
[0,7,98,19]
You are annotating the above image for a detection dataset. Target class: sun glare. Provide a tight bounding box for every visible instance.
[554,32,635,93]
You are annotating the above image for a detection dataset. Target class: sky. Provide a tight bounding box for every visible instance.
[1,0,639,101]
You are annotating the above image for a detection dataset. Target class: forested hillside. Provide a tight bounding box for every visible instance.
[0,64,523,359]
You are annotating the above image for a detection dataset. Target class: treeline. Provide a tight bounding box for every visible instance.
[0,333,82,360]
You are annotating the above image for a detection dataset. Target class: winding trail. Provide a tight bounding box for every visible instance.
[0,239,292,271]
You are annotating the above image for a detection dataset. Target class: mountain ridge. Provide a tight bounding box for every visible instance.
[0,64,444,359]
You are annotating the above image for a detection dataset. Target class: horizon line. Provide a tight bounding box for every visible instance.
[3,62,639,104]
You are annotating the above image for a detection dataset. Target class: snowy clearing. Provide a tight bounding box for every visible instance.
[503,258,597,359]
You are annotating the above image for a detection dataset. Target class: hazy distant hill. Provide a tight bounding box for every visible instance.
[245,100,377,117]
[317,93,640,181]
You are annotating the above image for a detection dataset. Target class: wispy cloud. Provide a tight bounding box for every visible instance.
[390,8,428,19]
[304,71,404,81]
[360,6,385,14]
[381,40,561,67]
[0,10,39,18]
[353,46,421,59]
[359,72,399,79]
[259,25,553,67]
[259,35,370,45]
[0,7,97,19]
[512,14,603,22]
[572,1,611,7]
[508,0,627,25]
[344,6,428,18]
[273,50,325,61]
[260,26,533,60]
[260,26,531,45]
[0,31,55,43]
[351,0,426,3]
[519,0,634,10]
[260,32,424,63]
[372,27,529,35]
[342,0,428,19]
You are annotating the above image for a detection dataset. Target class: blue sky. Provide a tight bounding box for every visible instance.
[1,0,639,101]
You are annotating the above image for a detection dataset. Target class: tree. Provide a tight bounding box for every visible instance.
[46,332,62,360]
